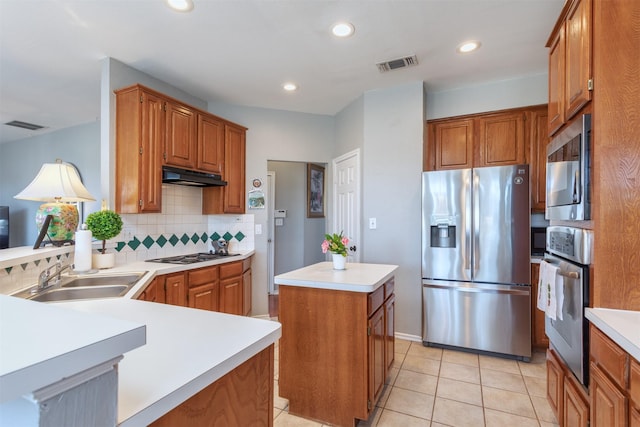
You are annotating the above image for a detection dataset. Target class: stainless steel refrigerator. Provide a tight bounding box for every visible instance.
[422,164,531,360]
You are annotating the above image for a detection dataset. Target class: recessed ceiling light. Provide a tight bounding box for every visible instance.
[331,22,355,38]
[457,40,481,53]
[283,82,298,92]
[166,0,194,12]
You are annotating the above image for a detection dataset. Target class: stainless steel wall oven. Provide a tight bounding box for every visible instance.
[544,226,592,386]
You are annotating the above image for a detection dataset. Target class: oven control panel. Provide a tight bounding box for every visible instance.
[546,226,593,265]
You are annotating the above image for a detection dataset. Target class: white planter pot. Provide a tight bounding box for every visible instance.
[331,253,346,270]
[92,252,115,269]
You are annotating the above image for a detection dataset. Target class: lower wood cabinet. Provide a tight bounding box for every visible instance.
[547,348,589,427]
[531,263,549,348]
[279,278,395,427]
[137,277,164,303]
[164,272,187,307]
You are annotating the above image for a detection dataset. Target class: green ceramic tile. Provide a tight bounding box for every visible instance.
[211,232,221,241]
[115,242,126,252]
[142,236,155,249]
[223,232,233,241]
[5,267,12,274]
[169,234,179,246]
[180,233,190,245]
[200,233,208,242]
[234,231,245,241]
[156,235,167,248]
[190,233,199,244]
[128,237,141,250]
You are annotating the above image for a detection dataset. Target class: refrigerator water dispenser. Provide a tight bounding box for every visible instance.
[430,218,456,248]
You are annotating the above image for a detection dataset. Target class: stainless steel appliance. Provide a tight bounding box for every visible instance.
[0,206,8,249]
[162,166,227,187]
[544,226,592,386]
[546,114,591,221]
[531,227,547,256]
[422,165,531,360]
[146,252,239,264]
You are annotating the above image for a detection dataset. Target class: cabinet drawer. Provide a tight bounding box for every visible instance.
[368,286,384,317]
[384,279,394,300]
[631,358,640,408]
[242,257,251,272]
[590,325,629,389]
[220,261,242,279]
[188,266,218,287]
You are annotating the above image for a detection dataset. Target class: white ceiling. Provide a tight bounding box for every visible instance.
[0,0,563,144]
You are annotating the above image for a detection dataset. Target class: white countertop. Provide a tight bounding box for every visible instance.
[586,308,640,362]
[274,262,399,292]
[0,295,146,403]
[59,299,281,427]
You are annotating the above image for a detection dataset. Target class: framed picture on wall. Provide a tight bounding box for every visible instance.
[307,163,325,218]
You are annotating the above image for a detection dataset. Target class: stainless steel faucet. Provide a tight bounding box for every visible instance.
[36,261,71,291]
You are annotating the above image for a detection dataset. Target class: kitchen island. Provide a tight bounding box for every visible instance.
[274,262,398,427]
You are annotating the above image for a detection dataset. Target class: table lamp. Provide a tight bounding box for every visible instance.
[14,159,96,247]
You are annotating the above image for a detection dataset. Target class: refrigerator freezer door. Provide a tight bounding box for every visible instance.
[422,169,472,282]
[422,280,532,359]
[473,165,531,285]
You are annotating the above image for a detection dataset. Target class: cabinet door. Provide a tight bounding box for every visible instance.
[530,108,549,212]
[165,272,186,307]
[188,283,219,311]
[165,102,196,169]
[140,91,165,213]
[547,349,564,420]
[590,362,627,427]
[565,0,592,121]
[220,276,243,315]
[531,263,549,348]
[548,26,566,136]
[430,119,474,170]
[138,278,162,303]
[385,294,395,372]
[242,268,252,316]
[368,305,385,409]
[477,112,526,167]
[632,407,640,427]
[223,124,246,213]
[564,375,589,427]
[197,114,224,174]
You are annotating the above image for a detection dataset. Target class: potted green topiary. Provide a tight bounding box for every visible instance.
[85,209,123,269]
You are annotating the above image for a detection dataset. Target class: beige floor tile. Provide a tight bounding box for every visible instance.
[356,405,383,426]
[407,343,443,361]
[484,408,540,427]
[376,409,431,427]
[394,369,438,395]
[439,361,480,384]
[401,354,441,376]
[274,411,323,426]
[274,408,284,420]
[432,397,485,427]
[540,421,560,427]
[482,387,536,418]
[480,368,527,393]
[530,350,547,364]
[430,424,450,427]
[385,366,399,385]
[531,395,559,423]
[395,339,411,354]
[392,352,406,369]
[436,377,483,406]
[518,359,547,379]
[479,355,521,374]
[274,380,289,410]
[384,387,434,420]
[523,374,547,397]
[377,383,393,408]
[442,349,479,367]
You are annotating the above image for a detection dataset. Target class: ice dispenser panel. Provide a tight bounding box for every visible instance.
[430,216,456,248]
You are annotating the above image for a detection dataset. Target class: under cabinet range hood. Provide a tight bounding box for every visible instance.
[162,166,227,187]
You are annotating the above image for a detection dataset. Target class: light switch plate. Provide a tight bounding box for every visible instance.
[369,218,377,229]
[255,224,262,234]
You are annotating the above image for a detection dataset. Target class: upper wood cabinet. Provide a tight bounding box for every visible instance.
[477,111,526,167]
[427,119,474,170]
[547,0,592,136]
[164,101,197,169]
[529,107,549,212]
[115,85,164,213]
[196,114,224,175]
[202,123,247,214]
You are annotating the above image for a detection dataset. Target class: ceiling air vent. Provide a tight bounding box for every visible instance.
[4,120,45,131]
[376,55,419,73]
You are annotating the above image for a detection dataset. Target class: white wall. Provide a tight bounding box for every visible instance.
[426,73,548,119]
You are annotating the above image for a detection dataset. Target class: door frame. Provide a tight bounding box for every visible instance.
[267,171,277,294]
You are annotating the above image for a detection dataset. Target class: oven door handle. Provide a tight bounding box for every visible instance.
[559,271,580,279]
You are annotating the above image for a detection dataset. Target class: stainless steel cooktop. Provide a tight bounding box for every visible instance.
[146,252,240,265]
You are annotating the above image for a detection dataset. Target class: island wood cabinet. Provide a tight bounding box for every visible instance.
[530,263,549,349]
[547,348,590,427]
[279,277,395,427]
[547,0,592,136]
[202,123,247,214]
[115,83,247,214]
[589,324,639,427]
[149,345,274,427]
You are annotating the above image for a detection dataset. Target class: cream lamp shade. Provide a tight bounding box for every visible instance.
[14,159,95,244]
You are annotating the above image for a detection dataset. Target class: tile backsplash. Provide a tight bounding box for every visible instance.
[0,185,254,294]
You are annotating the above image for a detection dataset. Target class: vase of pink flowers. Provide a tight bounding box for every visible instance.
[322,231,349,270]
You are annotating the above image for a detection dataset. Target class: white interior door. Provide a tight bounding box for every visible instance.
[332,149,361,262]
[267,171,277,294]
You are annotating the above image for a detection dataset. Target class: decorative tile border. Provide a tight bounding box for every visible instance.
[114,231,246,253]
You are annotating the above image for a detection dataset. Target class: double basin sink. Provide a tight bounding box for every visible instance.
[15,272,146,302]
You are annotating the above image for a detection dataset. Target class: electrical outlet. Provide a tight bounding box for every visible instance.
[255,224,262,235]
[369,218,377,229]
[235,216,243,222]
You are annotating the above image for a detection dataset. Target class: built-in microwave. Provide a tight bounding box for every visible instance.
[546,114,591,221]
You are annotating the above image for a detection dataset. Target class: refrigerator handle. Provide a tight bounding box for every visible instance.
[472,171,480,276]
[464,170,472,274]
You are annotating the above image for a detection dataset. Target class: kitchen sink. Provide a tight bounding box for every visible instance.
[13,271,147,302]
[30,285,130,302]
